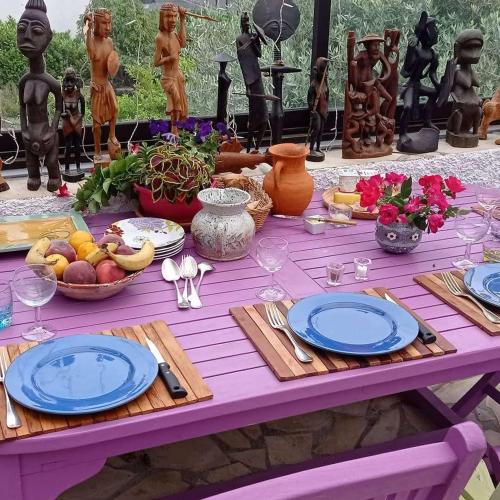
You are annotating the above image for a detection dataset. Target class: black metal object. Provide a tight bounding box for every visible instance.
[310,0,332,74]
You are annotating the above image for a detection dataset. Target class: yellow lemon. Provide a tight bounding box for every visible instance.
[77,242,98,261]
[45,254,69,280]
[69,230,94,251]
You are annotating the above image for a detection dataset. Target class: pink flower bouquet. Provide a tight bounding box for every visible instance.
[356,173,465,233]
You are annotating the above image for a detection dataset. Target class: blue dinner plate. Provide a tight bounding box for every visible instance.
[287,293,419,356]
[5,335,158,415]
[464,263,500,308]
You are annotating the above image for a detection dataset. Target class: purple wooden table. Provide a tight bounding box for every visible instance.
[1,187,499,499]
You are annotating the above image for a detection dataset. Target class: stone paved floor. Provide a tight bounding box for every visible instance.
[59,378,500,499]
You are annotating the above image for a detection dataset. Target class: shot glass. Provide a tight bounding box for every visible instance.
[0,281,13,330]
[483,239,500,263]
[326,262,345,287]
[328,203,353,228]
[354,257,372,281]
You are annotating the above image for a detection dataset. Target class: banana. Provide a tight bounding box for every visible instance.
[85,243,119,266]
[25,237,51,265]
[106,240,155,271]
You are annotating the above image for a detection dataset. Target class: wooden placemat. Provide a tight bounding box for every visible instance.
[230,288,456,381]
[414,272,500,336]
[322,187,378,220]
[0,320,212,442]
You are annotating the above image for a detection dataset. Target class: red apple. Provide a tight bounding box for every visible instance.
[96,260,126,284]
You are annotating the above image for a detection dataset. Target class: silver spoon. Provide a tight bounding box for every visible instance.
[161,258,189,309]
[196,262,214,292]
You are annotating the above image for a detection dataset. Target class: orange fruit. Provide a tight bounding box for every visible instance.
[45,254,69,280]
[77,242,98,261]
[69,230,94,251]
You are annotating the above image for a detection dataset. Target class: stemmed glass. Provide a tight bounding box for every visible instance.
[477,188,500,228]
[255,237,289,301]
[452,210,489,270]
[12,265,57,342]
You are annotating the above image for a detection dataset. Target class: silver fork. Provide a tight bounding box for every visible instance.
[179,255,190,305]
[0,350,21,429]
[185,256,202,309]
[442,272,500,324]
[265,302,313,363]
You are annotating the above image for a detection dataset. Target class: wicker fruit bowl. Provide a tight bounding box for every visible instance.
[56,270,143,301]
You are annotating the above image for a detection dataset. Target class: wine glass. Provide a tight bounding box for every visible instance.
[12,265,57,342]
[452,210,489,270]
[255,237,289,301]
[477,188,500,227]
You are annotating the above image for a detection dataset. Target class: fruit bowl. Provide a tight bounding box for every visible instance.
[56,270,143,301]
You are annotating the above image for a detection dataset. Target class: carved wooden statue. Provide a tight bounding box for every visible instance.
[439,29,484,148]
[154,3,188,136]
[397,12,440,153]
[61,68,85,182]
[84,8,120,163]
[306,57,329,162]
[342,31,399,159]
[236,12,269,153]
[213,52,236,125]
[479,88,500,141]
[0,159,9,192]
[17,0,62,192]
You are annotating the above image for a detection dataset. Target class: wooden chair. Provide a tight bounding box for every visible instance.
[208,422,486,500]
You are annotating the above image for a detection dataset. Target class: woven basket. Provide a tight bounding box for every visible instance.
[213,174,272,231]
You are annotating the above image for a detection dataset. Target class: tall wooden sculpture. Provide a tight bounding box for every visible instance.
[213,52,236,125]
[397,12,440,153]
[17,0,62,192]
[439,29,484,148]
[154,3,188,136]
[84,8,120,164]
[342,31,399,159]
[61,68,85,182]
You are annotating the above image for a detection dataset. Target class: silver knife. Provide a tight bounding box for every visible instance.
[384,293,436,344]
[145,338,188,398]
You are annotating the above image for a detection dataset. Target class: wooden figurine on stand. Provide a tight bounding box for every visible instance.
[84,8,120,165]
[17,0,62,192]
[479,88,500,141]
[342,31,399,159]
[154,3,188,136]
[306,57,329,162]
[61,68,85,182]
[438,29,484,148]
[236,12,269,152]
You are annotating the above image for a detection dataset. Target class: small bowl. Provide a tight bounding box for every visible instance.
[56,270,143,301]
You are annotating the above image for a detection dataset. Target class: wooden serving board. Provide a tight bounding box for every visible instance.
[322,187,378,220]
[230,288,456,382]
[0,321,212,442]
[414,272,500,336]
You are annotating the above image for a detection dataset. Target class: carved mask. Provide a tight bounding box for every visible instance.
[17,5,52,59]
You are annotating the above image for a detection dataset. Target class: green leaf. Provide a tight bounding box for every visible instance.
[400,177,413,199]
[91,189,103,204]
[413,216,427,231]
[102,178,113,194]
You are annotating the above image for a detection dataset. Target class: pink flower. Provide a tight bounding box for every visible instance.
[56,183,70,197]
[419,175,443,191]
[128,143,140,155]
[379,204,399,225]
[426,188,449,211]
[385,172,406,185]
[399,214,408,224]
[445,176,465,197]
[369,174,384,187]
[404,196,423,213]
[356,178,382,208]
[428,213,445,233]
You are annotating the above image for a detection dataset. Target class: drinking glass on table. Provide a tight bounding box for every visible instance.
[452,210,489,270]
[12,265,57,341]
[477,188,500,227]
[255,237,288,301]
[0,281,13,330]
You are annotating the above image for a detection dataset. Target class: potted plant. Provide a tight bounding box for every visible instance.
[356,173,465,253]
[74,118,224,225]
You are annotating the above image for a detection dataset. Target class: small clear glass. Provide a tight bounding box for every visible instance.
[483,239,500,263]
[453,210,489,270]
[328,203,353,227]
[326,262,345,286]
[354,257,372,281]
[0,281,13,330]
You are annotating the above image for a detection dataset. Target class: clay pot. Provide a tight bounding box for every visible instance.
[263,143,313,216]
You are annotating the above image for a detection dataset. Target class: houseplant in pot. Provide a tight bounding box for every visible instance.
[356,172,465,253]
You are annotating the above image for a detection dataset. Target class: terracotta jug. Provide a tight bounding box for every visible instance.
[263,143,313,215]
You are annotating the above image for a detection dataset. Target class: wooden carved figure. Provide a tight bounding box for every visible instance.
[306,57,329,162]
[0,159,9,192]
[439,29,484,148]
[154,3,188,136]
[479,88,500,140]
[17,0,62,192]
[236,12,269,152]
[84,8,120,163]
[342,31,399,159]
[397,12,440,153]
[61,68,85,182]
[213,52,236,125]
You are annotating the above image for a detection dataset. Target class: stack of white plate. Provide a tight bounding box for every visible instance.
[105,217,185,260]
